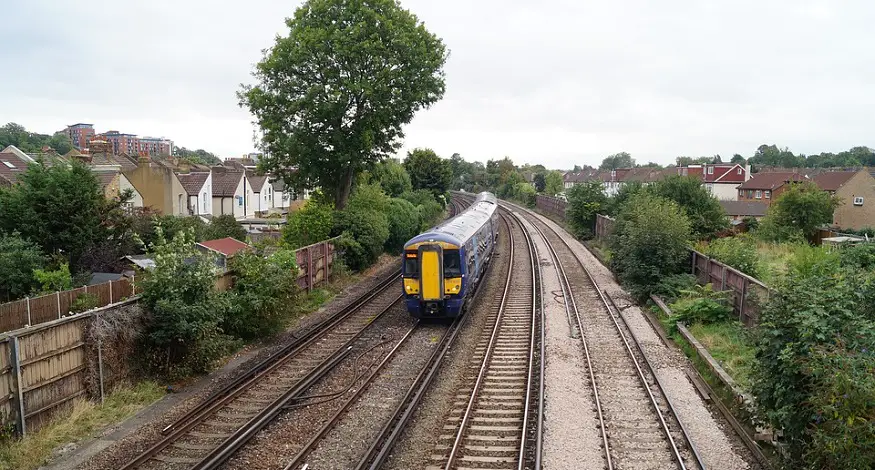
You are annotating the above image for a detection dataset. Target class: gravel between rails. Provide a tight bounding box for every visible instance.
[382,218,511,470]
[224,303,414,470]
[300,323,449,469]
[520,215,604,470]
[516,205,759,470]
[77,260,401,470]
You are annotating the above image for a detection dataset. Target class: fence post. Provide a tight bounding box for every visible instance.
[57,291,61,319]
[739,278,748,323]
[25,297,31,326]
[96,313,105,403]
[131,274,136,296]
[109,281,113,304]
[691,250,697,277]
[10,336,26,437]
[308,246,314,292]
[721,264,727,291]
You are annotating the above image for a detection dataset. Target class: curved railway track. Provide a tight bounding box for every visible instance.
[518,204,706,470]
[120,272,403,470]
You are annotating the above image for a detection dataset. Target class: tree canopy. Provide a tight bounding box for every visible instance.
[599,152,634,170]
[0,122,73,154]
[648,175,728,238]
[371,159,412,197]
[543,170,564,196]
[404,148,452,197]
[239,0,447,209]
[759,181,840,241]
[174,147,221,166]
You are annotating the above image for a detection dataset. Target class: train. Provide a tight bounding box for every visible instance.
[402,192,499,319]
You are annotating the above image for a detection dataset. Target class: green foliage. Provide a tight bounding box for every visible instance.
[758,182,840,242]
[239,0,447,209]
[668,284,732,326]
[605,181,645,217]
[70,293,99,314]
[543,170,564,196]
[752,261,875,468]
[416,199,444,231]
[565,181,608,239]
[404,148,453,198]
[371,159,412,197]
[647,175,728,239]
[204,215,247,242]
[223,250,299,340]
[0,122,73,154]
[173,147,222,165]
[599,152,634,170]
[385,198,421,253]
[532,172,546,192]
[0,233,45,301]
[0,160,117,269]
[335,208,389,271]
[839,243,875,270]
[140,228,233,377]
[347,183,390,214]
[512,182,536,207]
[610,193,691,300]
[32,263,72,294]
[448,154,486,191]
[651,273,698,303]
[741,216,759,231]
[702,235,760,278]
[786,244,839,278]
[283,200,335,249]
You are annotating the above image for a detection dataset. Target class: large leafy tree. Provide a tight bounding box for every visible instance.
[759,181,840,241]
[371,159,412,197]
[239,0,447,210]
[0,233,46,301]
[565,181,608,238]
[599,152,634,170]
[647,175,728,238]
[544,170,564,196]
[404,148,452,197]
[0,122,73,154]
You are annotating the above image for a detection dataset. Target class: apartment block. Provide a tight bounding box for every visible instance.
[61,123,95,150]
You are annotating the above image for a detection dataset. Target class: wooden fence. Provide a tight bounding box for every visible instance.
[0,277,138,334]
[535,195,567,220]
[0,299,141,436]
[295,237,340,291]
[595,214,615,241]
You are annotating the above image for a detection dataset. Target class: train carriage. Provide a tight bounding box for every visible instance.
[402,192,499,319]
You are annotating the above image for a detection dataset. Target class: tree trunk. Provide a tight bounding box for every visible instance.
[335,166,355,210]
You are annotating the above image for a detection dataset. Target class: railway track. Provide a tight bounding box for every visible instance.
[120,272,403,470]
[520,207,706,470]
[422,210,543,470]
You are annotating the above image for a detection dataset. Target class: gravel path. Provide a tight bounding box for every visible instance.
[520,215,604,470]
[516,204,758,470]
[383,218,511,470]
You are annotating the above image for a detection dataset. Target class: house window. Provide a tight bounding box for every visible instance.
[203,192,207,212]
[738,189,743,197]
[765,190,771,199]
[854,196,864,206]
[755,190,762,199]
[737,168,742,174]
[707,166,714,175]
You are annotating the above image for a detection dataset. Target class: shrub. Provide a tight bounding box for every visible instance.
[702,235,760,278]
[71,293,99,313]
[223,250,299,340]
[371,159,412,197]
[152,215,207,245]
[651,274,698,303]
[386,198,421,253]
[283,200,335,248]
[0,233,45,301]
[565,181,608,239]
[839,243,875,271]
[347,182,390,214]
[334,209,390,271]
[512,182,536,207]
[647,175,728,239]
[32,262,73,294]
[416,199,444,231]
[610,193,691,300]
[204,214,247,241]
[758,181,840,242]
[668,284,732,325]
[606,181,645,217]
[400,189,440,207]
[140,228,233,377]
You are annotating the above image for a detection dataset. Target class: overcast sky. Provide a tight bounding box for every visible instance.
[2,0,873,168]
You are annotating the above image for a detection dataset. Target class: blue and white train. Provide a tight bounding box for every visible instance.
[402,192,499,319]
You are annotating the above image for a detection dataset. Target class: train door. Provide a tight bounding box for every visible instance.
[418,245,444,301]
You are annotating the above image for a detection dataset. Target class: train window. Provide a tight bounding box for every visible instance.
[404,255,418,275]
[444,250,462,277]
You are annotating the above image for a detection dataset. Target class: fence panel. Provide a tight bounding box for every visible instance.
[91,283,112,307]
[535,195,567,221]
[0,299,28,332]
[690,249,769,326]
[29,294,59,325]
[0,338,13,433]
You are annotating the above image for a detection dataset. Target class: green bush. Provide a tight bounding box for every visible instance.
[512,182,536,207]
[565,181,608,239]
[647,175,728,239]
[0,233,45,301]
[610,193,691,300]
[151,215,207,245]
[839,243,875,270]
[400,189,440,207]
[371,159,412,197]
[204,214,247,241]
[668,284,732,325]
[416,199,444,231]
[282,200,335,248]
[32,262,73,294]
[347,183,390,213]
[702,235,760,278]
[757,181,840,242]
[70,293,99,313]
[386,198,421,253]
[334,209,390,271]
[223,250,299,340]
[651,273,698,303]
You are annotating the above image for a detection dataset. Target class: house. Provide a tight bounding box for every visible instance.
[270,178,309,212]
[0,147,32,185]
[736,172,808,205]
[122,155,188,215]
[246,172,274,216]
[718,200,769,222]
[211,166,246,217]
[813,170,875,230]
[196,237,252,272]
[177,170,213,216]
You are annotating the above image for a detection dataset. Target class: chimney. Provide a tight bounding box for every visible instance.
[178,160,191,174]
[138,151,150,166]
[745,162,752,181]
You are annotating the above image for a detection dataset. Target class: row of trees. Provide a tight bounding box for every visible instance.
[0,122,74,155]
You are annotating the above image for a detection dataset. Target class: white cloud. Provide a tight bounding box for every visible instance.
[2,0,874,167]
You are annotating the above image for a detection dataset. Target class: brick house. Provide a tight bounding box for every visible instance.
[736,172,808,205]
[813,170,875,230]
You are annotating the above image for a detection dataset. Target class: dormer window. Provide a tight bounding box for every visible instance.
[707,166,714,175]
[2,161,14,168]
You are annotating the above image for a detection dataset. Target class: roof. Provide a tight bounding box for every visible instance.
[719,200,769,217]
[246,172,268,191]
[125,255,156,270]
[1,145,35,163]
[95,172,118,191]
[197,237,251,257]
[177,171,210,195]
[89,273,125,286]
[737,172,807,190]
[0,151,31,184]
[211,168,244,196]
[813,171,858,191]
[270,178,286,191]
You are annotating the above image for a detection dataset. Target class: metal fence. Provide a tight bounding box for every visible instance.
[0,277,138,334]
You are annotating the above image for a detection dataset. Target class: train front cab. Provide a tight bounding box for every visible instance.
[403,243,465,319]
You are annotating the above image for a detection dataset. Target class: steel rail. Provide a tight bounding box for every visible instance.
[522,207,705,470]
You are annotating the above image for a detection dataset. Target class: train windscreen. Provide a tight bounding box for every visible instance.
[443,250,462,277]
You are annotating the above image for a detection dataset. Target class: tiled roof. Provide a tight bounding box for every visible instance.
[198,237,251,257]
[719,200,769,217]
[621,167,664,183]
[0,151,30,184]
[94,172,118,191]
[212,168,243,196]
[737,172,807,190]
[813,171,858,191]
[246,172,268,191]
[178,171,210,195]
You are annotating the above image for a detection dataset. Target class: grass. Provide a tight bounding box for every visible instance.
[686,321,756,390]
[0,381,164,470]
[587,239,613,264]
